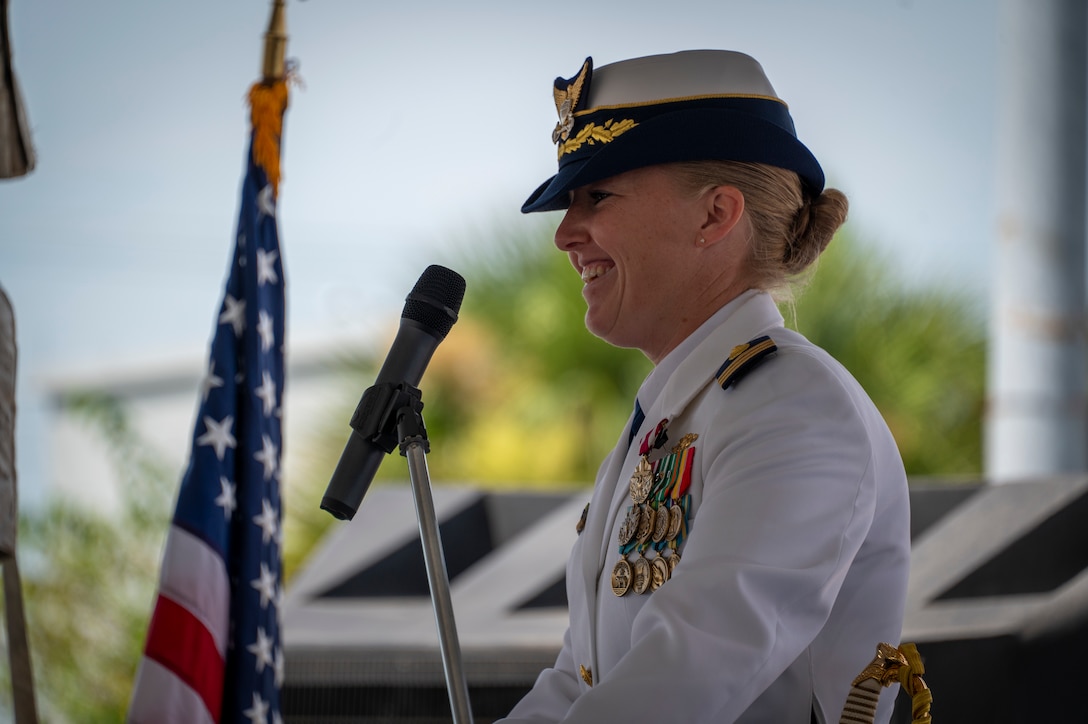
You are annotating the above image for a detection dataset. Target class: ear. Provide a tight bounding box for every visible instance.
[699,185,746,246]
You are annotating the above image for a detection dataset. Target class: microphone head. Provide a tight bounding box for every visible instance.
[403,265,466,339]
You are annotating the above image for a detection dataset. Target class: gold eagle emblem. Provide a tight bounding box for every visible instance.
[552,58,591,144]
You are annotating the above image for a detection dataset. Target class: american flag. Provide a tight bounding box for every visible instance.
[128,81,288,724]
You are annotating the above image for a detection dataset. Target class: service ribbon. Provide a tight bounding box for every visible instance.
[677,447,695,498]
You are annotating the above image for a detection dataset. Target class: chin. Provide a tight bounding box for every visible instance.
[585,314,638,350]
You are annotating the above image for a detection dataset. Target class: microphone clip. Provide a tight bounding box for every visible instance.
[349,381,429,456]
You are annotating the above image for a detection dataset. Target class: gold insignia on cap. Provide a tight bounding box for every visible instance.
[558,118,638,158]
[552,58,591,144]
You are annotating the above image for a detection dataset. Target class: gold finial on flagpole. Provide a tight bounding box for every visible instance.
[261,0,288,83]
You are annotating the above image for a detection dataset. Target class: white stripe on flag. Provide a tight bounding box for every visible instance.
[128,657,217,724]
[158,525,231,657]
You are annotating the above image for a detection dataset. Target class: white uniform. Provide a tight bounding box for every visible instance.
[499,290,911,723]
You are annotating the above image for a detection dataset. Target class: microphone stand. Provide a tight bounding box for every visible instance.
[394,384,475,724]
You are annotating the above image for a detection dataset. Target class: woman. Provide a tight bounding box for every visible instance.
[498,50,910,723]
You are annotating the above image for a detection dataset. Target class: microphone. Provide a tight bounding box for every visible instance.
[321,265,466,520]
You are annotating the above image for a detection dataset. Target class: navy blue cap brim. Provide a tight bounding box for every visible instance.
[521,107,824,213]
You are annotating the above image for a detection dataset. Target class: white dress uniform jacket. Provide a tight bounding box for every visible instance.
[499,290,911,723]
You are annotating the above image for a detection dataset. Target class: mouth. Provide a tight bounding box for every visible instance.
[580,262,613,284]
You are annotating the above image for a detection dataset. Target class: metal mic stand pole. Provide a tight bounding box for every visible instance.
[396,389,475,724]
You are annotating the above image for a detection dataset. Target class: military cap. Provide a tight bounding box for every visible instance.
[522,50,825,213]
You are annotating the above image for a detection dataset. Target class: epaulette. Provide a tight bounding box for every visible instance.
[714,335,778,390]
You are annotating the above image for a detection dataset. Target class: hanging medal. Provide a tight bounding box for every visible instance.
[617,505,640,546]
[650,555,670,591]
[610,557,632,596]
[666,551,681,576]
[631,554,652,595]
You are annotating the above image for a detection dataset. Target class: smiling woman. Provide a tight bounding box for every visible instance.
[497,50,911,724]
[555,165,747,362]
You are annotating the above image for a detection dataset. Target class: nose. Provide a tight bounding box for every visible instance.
[554,206,586,252]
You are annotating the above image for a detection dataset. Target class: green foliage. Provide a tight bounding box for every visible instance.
[789,233,985,475]
[15,392,173,722]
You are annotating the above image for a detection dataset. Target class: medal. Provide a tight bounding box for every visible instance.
[653,504,670,543]
[632,555,652,595]
[617,506,639,546]
[635,504,654,545]
[629,456,654,504]
[667,504,683,541]
[611,558,632,597]
[667,551,681,575]
[650,555,670,591]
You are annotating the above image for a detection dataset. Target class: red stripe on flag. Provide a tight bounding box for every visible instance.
[143,594,225,722]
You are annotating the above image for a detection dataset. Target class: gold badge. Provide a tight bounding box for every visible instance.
[552,58,591,144]
[671,433,699,454]
[629,456,654,504]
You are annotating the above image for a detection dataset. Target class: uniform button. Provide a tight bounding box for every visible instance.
[579,664,593,687]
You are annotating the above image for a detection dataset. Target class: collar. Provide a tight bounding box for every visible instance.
[635,289,783,419]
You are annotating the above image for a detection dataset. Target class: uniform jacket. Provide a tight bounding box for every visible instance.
[499,290,911,723]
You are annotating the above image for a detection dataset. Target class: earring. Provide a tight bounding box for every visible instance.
[697,237,706,246]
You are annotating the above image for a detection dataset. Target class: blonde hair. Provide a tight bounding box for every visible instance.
[671,161,849,299]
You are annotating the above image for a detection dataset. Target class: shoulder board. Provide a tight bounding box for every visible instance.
[714,335,778,390]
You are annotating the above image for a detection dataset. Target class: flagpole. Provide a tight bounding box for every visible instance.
[262,0,287,83]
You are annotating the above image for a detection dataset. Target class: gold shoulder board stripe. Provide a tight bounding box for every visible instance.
[715,336,778,389]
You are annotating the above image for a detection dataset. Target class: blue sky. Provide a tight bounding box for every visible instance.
[1,0,996,501]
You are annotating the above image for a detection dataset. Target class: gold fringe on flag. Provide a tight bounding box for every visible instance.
[248,0,289,197]
[247,80,289,197]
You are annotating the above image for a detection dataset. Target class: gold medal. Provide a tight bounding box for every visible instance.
[632,555,652,595]
[636,504,654,544]
[653,504,670,543]
[650,555,670,591]
[617,506,639,546]
[667,551,681,575]
[629,456,654,504]
[611,558,632,597]
[667,504,683,541]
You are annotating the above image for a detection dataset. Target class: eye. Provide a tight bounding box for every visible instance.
[589,190,612,204]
